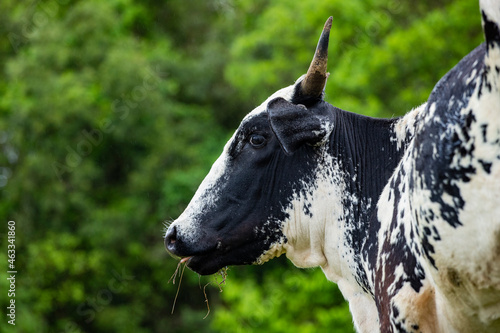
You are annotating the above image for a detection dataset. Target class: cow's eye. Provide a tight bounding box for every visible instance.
[249,134,266,148]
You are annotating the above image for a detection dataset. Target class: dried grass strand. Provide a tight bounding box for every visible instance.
[168,260,182,285]
[169,264,229,318]
[170,263,186,314]
[202,282,211,319]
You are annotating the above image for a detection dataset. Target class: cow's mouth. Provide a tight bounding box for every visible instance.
[179,256,191,264]
[179,251,228,275]
[172,241,268,276]
[165,228,227,275]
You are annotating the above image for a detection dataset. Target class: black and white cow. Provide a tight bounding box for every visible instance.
[165,1,500,331]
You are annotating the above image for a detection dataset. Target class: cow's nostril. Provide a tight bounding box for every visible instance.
[164,225,177,250]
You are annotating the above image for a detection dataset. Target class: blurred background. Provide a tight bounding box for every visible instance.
[0,0,482,332]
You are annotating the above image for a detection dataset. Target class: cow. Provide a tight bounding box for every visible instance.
[165,1,500,332]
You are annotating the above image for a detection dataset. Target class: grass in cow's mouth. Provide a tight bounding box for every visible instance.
[169,259,187,314]
[169,260,229,318]
[202,266,229,319]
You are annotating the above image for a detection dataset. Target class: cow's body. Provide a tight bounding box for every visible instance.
[165,2,500,332]
[373,41,500,332]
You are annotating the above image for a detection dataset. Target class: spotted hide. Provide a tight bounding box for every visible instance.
[165,1,500,332]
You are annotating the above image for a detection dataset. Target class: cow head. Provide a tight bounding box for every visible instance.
[164,17,336,275]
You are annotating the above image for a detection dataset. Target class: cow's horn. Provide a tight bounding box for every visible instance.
[299,16,333,98]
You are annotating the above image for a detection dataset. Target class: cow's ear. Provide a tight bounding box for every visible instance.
[267,97,334,155]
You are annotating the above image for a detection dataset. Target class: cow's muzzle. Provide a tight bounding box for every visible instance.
[164,223,222,275]
[164,223,217,260]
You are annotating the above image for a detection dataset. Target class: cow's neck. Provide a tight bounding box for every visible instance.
[282,104,421,296]
[330,108,404,211]
[327,109,406,287]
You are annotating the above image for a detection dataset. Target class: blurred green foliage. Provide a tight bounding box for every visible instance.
[0,0,481,332]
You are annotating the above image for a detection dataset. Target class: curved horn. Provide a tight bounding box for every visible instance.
[299,16,333,98]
